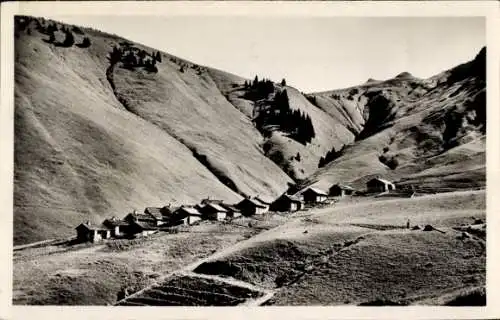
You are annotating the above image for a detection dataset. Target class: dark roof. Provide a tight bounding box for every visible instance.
[201,198,224,205]
[132,220,158,230]
[330,184,355,191]
[204,203,228,212]
[75,222,92,231]
[126,213,154,221]
[219,203,241,212]
[161,205,178,216]
[103,218,129,227]
[278,194,303,203]
[368,178,394,185]
[75,222,109,231]
[144,207,163,219]
[254,197,271,205]
[174,206,202,216]
[304,187,328,196]
[238,198,267,208]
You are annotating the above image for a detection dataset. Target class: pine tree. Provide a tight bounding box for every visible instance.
[48,29,55,43]
[63,29,74,47]
[79,36,91,48]
[109,46,122,65]
[281,78,286,86]
[155,51,162,63]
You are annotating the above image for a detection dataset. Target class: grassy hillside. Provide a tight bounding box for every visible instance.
[13,16,292,244]
[210,71,357,181]
[13,16,485,244]
[299,48,486,192]
[193,191,486,306]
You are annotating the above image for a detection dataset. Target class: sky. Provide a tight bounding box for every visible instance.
[50,15,485,92]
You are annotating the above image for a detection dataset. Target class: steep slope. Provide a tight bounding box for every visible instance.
[13,16,292,244]
[300,48,486,192]
[210,70,356,181]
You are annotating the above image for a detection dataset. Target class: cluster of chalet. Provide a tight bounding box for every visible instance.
[76,196,270,243]
[76,177,395,243]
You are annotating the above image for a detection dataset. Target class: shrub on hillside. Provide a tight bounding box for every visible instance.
[72,26,84,34]
[379,154,399,170]
[77,36,91,48]
[62,29,75,47]
[48,29,56,43]
[318,145,345,168]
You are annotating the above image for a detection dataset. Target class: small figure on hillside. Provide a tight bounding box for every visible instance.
[406,219,410,229]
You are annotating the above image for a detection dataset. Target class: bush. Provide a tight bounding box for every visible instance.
[77,36,91,48]
[63,29,75,47]
[72,26,84,34]
[386,157,399,170]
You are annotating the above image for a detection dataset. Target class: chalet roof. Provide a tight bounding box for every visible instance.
[132,220,158,230]
[238,198,267,208]
[75,222,92,231]
[144,207,163,219]
[161,205,178,216]
[175,206,202,216]
[331,184,355,191]
[103,218,129,227]
[279,194,303,203]
[126,212,154,221]
[368,178,394,185]
[205,203,228,212]
[201,198,224,205]
[219,203,241,212]
[254,197,271,205]
[304,187,328,196]
[75,222,109,231]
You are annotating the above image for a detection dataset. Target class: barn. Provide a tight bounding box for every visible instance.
[144,207,165,226]
[128,220,158,237]
[366,178,396,193]
[271,194,304,212]
[236,197,268,216]
[172,206,202,225]
[329,184,355,197]
[199,202,228,221]
[302,187,328,204]
[75,221,111,243]
[220,203,242,219]
[102,217,129,237]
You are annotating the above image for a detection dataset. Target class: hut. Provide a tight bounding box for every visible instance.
[144,207,165,226]
[75,221,111,243]
[128,220,158,237]
[102,217,129,237]
[171,206,202,225]
[302,187,328,204]
[199,202,228,221]
[366,178,396,193]
[329,184,355,197]
[271,194,304,212]
[236,197,268,216]
[219,203,242,219]
[124,211,156,225]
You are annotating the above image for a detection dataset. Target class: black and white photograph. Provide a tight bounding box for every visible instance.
[2,1,499,316]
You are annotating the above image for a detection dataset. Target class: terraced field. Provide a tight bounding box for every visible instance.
[115,273,269,306]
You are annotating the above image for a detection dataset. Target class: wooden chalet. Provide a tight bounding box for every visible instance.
[302,187,328,204]
[271,193,304,212]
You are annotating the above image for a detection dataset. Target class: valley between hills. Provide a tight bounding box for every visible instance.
[13,16,486,306]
